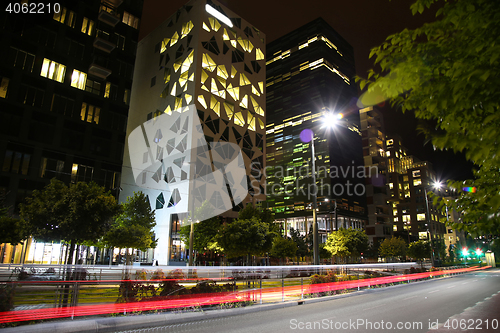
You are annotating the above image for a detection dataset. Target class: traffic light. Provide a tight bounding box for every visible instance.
[475,248,483,257]
[462,247,468,257]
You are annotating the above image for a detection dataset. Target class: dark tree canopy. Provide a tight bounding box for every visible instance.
[379,237,407,259]
[407,240,432,262]
[20,179,120,260]
[179,201,222,253]
[358,0,500,235]
[103,191,156,252]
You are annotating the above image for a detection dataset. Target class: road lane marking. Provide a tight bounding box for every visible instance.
[403,296,417,300]
[447,285,456,289]
[428,290,440,294]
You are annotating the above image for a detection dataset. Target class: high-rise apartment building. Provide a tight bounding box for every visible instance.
[359,106,392,245]
[120,0,266,265]
[0,0,143,264]
[386,135,446,244]
[266,18,366,242]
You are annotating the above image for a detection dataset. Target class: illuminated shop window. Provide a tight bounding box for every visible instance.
[40,58,66,83]
[71,69,87,90]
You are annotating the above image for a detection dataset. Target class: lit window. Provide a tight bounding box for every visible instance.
[53,7,66,23]
[234,111,245,126]
[81,17,94,36]
[40,58,66,83]
[181,21,194,38]
[413,178,422,186]
[71,163,94,183]
[124,89,130,105]
[122,11,139,29]
[80,102,100,124]
[53,7,76,28]
[71,69,87,90]
[0,77,9,98]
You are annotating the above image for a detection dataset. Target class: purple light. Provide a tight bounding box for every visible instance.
[300,128,314,143]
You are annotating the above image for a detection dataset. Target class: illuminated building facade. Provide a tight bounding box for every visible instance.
[359,106,392,245]
[266,18,366,242]
[0,0,142,264]
[120,0,266,265]
[386,135,446,244]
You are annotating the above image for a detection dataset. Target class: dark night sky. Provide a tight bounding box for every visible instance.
[139,0,474,181]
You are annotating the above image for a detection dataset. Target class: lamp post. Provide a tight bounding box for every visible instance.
[424,181,442,267]
[300,111,343,265]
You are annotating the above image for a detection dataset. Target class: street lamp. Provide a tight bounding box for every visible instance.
[424,180,442,267]
[300,111,343,265]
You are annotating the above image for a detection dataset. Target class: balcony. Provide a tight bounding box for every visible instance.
[98,6,120,27]
[93,37,116,53]
[88,63,112,79]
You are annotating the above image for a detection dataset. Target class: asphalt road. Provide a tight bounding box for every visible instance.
[143,269,500,333]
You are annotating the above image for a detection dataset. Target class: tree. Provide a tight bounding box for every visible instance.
[216,217,274,263]
[20,179,120,264]
[290,227,309,260]
[358,0,500,235]
[379,237,407,262]
[0,194,28,245]
[103,191,156,266]
[270,236,297,264]
[238,203,279,234]
[324,228,368,263]
[407,240,432,267]
[179,201,222,255]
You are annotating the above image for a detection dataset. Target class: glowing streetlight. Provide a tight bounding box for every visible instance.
[300,111,345,265]
[424,180,443,267]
